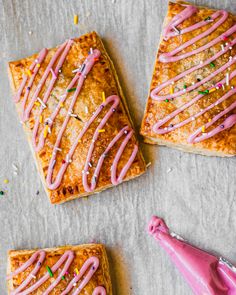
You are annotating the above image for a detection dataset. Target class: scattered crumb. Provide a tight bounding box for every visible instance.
[167,168,172,173]
[3,179,9,184]
[28,30,33,35]
[86,12,91,18]
[12,163,18,170]
[36,190,40,195]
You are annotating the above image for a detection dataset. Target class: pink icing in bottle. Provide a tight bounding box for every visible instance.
[148,216,236,295]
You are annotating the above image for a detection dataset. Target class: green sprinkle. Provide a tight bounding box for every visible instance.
[210,62,215,68]
[67,87,76,92]
[0,191,4,196]
[61,275,65,280]
[204,16,211,21]
[198,90,209,95]
[46,266,53,277]
[183,84,187,89]
[165,99,169,102]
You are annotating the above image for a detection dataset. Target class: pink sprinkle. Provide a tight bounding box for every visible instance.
[222,35,228,40]
[217,83,222,88]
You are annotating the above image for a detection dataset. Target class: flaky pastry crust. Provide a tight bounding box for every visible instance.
[140,2,236,156]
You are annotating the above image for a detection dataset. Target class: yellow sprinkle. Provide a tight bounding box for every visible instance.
[102,91,106,102]
[26,69,32,77]
[39,115,43,123]
[78,139,82,143]
[36,63,40,68]
[60,103,64,108]
[98,129,105,133]
[170,85,174,94]
[35,101,40,106]
[75,268,79,275]
[4,179,9,184]
[209,88,216,93]
[74,15,78,25]
[201,126,205,133]
[44,126,48,138]
[208,119,212,122]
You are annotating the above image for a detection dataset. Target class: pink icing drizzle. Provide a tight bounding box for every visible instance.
[161,8,228,62]
[148,216,236,295]
[7,250,106,295]
[92,286,107,295]
[150,5,236,143]
[14,41,137,192]
[22,40,73,122]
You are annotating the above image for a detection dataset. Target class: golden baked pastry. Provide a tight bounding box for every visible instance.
[8,32,146,204]
[140,1,236,156]
[7,244,112,294]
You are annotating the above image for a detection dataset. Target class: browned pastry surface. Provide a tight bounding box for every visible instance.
[140,1,236,156]
[8,32,146,204]
[7,244,112,294]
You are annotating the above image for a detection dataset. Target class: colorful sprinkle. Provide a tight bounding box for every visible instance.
[173,26,181,34]
[80,64,86,72]
[170,85,174,94]
[74,15,78,25]
[37,97,46,108]
[210,62,215,68]
[44,126,48,138]
[46,266,53,277]
[198,90,209,95]
[226,73,229,86]
[102,91,106,102]
[26,69,32,77]
[67,87,76,92]
[36,63,41,68]
[4,179,9,184]
[209,88,216,93]
[201,126,205,133]
[165,99,169,102]
[75,268,79,275]
[204,16,211,21]
[183,84,187,89]
[98,129,105,133]
[61,276,65,280]
[39,115,43,123]
[0,191,4,196]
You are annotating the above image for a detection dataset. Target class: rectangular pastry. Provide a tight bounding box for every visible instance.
[8,31,146,204]
[140,1,236,156]
[7,243,112,294]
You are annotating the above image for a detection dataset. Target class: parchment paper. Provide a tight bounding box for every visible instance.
[0,0,235,294]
